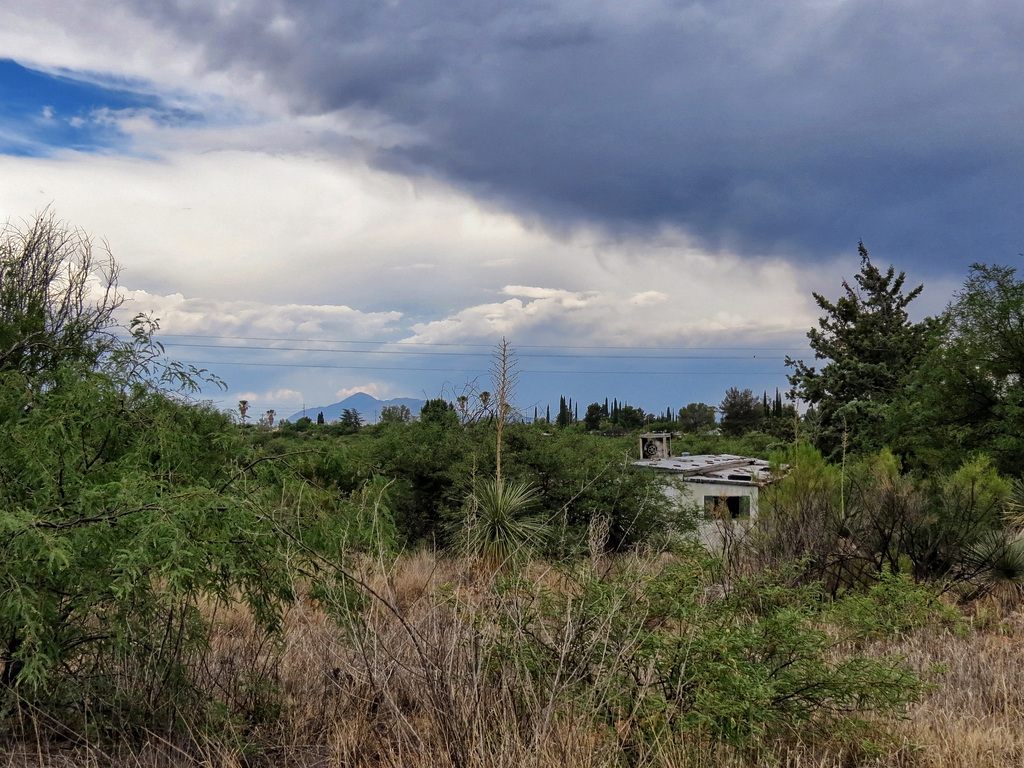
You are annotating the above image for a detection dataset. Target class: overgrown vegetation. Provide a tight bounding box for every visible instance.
[2,214,1024,766]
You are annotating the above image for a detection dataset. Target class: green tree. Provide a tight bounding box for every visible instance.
[340,407,364,429]
[419,397,457,426]
[787,244,940,460]
[895,263,1024,474]
[755,442,1012,590]
[359,397,470,542]
[760,389,799,441]
[719,387,761,436]
[0,323,292,734]
[583,402,603,430]
[379,404,412,424]
[556,395,572,427]
[0,214,365,737]
[613,403,646,430]
[0,211,121,380]
[678,402,717,433]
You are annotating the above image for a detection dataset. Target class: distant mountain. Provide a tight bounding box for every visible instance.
[286,393,426,424]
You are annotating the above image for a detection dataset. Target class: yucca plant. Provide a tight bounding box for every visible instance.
[961,529,1024,603]
[1003,479,1024,528]
[462,477,546,572]
[957,479,1024,603]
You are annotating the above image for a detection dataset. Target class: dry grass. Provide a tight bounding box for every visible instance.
[5,552,1024,767]
[885,608,1024,768]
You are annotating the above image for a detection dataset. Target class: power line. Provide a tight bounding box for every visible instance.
[177,358,791,375]
[160,341,788,361]
[156,332,809,353]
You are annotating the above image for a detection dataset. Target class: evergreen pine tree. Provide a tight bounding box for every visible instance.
[787,243,940,459]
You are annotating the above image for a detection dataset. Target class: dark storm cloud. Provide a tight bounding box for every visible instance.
[132,0,1024,270]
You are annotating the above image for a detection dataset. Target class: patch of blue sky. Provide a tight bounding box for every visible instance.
[0,58,202,157]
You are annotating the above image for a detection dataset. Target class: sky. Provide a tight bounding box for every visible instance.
[1,0,1019,422]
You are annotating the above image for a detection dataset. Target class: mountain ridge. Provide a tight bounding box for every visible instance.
[286,392,426,424]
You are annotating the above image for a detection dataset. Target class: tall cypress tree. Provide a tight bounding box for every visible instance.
[556,396,571,427]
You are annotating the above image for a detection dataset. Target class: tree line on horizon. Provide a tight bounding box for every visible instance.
[297,239,1022,478]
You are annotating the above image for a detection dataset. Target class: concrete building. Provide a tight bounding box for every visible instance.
[635,432,774,518]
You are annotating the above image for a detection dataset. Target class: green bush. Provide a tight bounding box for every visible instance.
[492,552,923,756]
[827,568,963,642]
[0,364,293,731]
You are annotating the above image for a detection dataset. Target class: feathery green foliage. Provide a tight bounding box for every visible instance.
[492,551,923,754]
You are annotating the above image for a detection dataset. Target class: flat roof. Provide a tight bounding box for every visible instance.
[634,453,773,485]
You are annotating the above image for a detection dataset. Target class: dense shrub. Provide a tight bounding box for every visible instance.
[490,550,923,754]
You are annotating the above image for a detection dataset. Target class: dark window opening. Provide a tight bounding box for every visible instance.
[704,495,750,519]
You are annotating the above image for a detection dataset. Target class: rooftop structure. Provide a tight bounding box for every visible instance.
[636,453,773,485]
[635,433,775,518]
